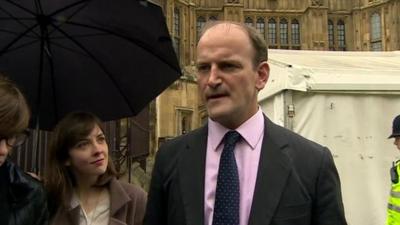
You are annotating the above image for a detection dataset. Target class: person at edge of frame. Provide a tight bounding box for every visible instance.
[386,114,400,225]
[0,74,49,225]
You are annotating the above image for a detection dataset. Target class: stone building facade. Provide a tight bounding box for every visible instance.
[150,0,400,153]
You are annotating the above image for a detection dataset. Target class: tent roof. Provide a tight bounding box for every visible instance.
[259,50,400,101]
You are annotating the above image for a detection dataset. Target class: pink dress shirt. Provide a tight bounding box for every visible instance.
[204,108,265,225]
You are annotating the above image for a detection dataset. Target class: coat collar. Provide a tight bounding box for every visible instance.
[2,159,37,203]
[63,177,131,225]
[109,177,131,217]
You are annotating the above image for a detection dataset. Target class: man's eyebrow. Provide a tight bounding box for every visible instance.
[218,59,241,64]
[195,61,209,67]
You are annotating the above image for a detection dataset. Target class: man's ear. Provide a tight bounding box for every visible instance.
[255,61,269,91]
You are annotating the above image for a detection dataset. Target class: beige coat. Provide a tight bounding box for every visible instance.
[51,177,147,225]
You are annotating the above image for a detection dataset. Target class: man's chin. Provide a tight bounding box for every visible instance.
[207,109,232,125]
[207,109,226,121]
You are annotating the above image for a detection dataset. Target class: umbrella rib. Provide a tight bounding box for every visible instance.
[0,17,36,21]
[64,21,181,73]
[46,40,59,128]
[4,0,37,16]
[46,33,117,59]
[49,0,89,17]
[49,22,136,115]
[45,40,111,58]
[0,5,41,38]
[36,14,59,130]
[0,28,38,39]
[50,32,111,40]
[47,0,90,37]
[34,0,44,15]
[1,39,39,54]
[47,41,90,58]
[0,23,40,56]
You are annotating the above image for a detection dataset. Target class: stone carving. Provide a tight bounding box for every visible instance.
[311,0,323,6]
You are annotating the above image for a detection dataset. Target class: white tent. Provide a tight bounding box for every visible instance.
[259,50,400,225]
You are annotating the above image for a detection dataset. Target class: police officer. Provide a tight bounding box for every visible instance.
[387,114,400,225]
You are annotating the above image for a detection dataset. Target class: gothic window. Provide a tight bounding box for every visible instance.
[291,19,300,47]
[197,16,206,41]
[177,110,192,135]
[173,7,180,58]
[328,20,334,50]
[337,20,346,51]
[370,13,382,51]
[256,17,265,39]
[245,17,253,27]
[268,18,277,46]
[280,18,288,46]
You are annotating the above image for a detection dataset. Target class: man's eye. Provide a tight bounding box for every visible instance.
[196,65,209,72]
[220,63,237,71]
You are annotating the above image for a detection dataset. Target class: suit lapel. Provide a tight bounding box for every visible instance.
[248,117,292,225]
[178,126,208,225]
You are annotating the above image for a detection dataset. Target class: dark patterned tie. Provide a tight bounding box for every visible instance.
[212,130,241,225]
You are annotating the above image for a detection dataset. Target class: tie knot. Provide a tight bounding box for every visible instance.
[224,130,241,146]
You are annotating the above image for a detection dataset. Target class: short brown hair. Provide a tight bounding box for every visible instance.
[0,74,30,137]
[198,20,268,68]
[45,111,117,209]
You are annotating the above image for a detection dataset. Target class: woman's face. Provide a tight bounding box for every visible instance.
[65,124,109,180]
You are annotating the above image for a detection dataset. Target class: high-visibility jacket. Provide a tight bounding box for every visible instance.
[387,161,400,225]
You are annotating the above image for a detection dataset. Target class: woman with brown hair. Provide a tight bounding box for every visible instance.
[0,75,48,225]
[45,111,146,225]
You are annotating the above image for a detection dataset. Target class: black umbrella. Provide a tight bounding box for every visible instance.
[0,0,181,130]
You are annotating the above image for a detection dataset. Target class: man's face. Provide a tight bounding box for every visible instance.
[394,137,400,150]
[196,23,269,129]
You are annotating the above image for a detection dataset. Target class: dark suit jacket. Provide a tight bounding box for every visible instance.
[144,116,347,225]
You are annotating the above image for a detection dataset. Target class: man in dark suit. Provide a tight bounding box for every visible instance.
[144,21,347,225]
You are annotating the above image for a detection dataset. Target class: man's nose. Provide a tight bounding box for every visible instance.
[207,65,221,88]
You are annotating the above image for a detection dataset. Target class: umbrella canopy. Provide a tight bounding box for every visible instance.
[0,0,181,130]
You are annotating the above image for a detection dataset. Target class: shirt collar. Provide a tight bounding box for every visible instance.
[69,191,80,210]
[208,107,264,151]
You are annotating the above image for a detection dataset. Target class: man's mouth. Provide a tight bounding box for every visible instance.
[207,93,228,100]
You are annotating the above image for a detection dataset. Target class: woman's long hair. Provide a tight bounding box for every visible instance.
[44,111,117,213]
